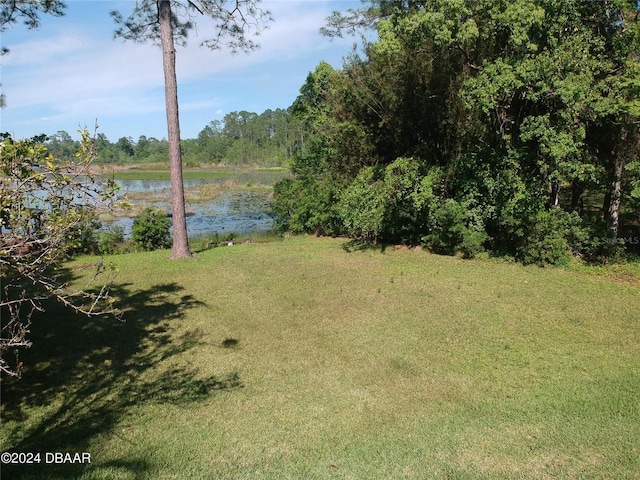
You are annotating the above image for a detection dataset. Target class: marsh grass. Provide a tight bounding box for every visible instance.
[1,237,639,479]
[102,166,287,184]
[98,167,285,220]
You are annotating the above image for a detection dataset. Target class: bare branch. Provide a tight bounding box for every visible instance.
[1,130,121,378]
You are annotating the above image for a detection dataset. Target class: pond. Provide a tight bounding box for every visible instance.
[101,170,288,237]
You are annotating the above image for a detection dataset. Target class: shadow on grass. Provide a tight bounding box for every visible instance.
[1,274,241,479]
[341,238,389,253]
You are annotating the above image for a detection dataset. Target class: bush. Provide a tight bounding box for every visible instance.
[338,158,439,244]
[66,214,101,255]
[338,166,386,243]
[272,176,344,236]
[381,158,439,244]
[577,212,627,263]
[517,209,586,266]
[132,208,172,251]
[97,225,129,255]
[422,199,488,258]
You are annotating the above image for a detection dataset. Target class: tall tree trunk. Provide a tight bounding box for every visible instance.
[605,155,624,238]
[159,0,191,259]
[549,179,560,209]
[571,178,584,213]
[603,126,639,239]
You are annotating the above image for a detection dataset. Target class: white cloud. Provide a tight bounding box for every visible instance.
[4,37,161,105]
[1,0,362,139]
[170,2,341,80]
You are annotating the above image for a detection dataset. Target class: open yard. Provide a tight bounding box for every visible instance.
[1,236,639,479]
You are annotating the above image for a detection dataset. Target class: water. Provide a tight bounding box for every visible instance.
[105,178,278,237]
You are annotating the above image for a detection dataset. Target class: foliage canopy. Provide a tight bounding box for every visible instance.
[273,0,640,264]
[0,131,121,377]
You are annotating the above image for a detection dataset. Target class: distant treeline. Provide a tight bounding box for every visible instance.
[45,108,305,167]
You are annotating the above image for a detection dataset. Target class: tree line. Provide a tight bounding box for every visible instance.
[45,108,304,167]
[272,0,640,265]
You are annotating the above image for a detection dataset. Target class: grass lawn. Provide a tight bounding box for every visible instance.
[1,236,639,479]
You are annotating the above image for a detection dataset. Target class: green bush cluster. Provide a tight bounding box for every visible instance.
[338,158,437,245]
[273,152,621,265]
[66,215,102,255]
[272,176,343,236]
[131,208,172,251]
[423,199,488,259]
[90,216,174,256]
[517,209,586,266]
[97,225,132,255]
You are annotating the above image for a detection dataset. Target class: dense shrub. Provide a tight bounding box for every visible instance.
[381,158,439,244]
[422,199,488,258]
[276,141,636,266]
[338,166,386,242]
[272,176,343,236]
[338,158,439,244]
[97,225,130,255]
[66,215,101,255]
[517,209,586,266]
[576,212,627,263]
[132,208,172,251]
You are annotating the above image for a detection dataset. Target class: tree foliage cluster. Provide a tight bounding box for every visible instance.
[0,131,120,377]
[273,0,640,265]
[47,108,304,167]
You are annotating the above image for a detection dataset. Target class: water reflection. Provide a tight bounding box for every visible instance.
[117,178,210,192]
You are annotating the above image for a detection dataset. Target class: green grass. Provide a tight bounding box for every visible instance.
[2,236,639,479]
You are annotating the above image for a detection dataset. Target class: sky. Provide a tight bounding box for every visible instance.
[0,0,366,142]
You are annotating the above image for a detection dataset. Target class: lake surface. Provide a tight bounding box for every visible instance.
[105,172,286,237]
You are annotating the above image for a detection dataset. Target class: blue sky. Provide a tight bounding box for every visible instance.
[1,0,365,141]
